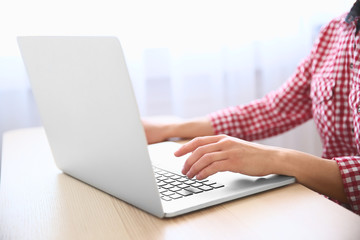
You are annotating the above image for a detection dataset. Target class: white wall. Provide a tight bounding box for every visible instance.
[0,0,355,163]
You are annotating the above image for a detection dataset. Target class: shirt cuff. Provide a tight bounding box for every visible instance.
[334,156,360,215]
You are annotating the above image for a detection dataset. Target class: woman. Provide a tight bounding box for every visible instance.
[143,3,360,215]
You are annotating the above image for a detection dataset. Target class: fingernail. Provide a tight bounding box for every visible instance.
[182,166,186,175]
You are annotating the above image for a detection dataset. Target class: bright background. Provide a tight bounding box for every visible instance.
[0,0,355,172]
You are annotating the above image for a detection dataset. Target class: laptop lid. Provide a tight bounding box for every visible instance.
[17,36,165,218]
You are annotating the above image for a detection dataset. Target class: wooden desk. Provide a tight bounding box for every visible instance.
[1,127,360,240]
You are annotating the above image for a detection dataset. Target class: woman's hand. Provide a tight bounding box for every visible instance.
[142,116,215,144]
[175,135,278,180]
[142,118,171,144]
[175,134,348,204]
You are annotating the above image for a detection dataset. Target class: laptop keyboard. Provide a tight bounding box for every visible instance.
[153,167,224,201]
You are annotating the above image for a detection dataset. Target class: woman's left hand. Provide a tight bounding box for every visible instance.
[175,134,278,180]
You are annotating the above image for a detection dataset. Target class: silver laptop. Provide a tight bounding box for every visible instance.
[17,36,295,218]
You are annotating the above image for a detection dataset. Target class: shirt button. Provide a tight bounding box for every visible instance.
[350,63,354,69]
[358,105,360,113]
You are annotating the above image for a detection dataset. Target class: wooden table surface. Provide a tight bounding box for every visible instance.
[1,127,360,240]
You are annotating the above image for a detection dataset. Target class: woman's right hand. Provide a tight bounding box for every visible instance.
[142,118,173,144]
[142,116,215,144]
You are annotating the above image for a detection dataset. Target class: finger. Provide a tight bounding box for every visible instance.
[181,142,222,175]
[195,160,228,180]
[174,135,224,157]
[185,151,226,179]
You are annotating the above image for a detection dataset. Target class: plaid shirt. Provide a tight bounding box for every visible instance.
[209,13,360,215]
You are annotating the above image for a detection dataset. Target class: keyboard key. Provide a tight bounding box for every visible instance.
[157,176,167,181]
[163,178,175,183]
[171,181,183,186]
[211,183,225,188]
[203,181,216,186]
[154,166,224,201]
[198,179,210,183]
[161,196,172,201]
[177,189,193,196]
[162,191,175,196]
[162,184,174,189]
[163,172,174,177]
[199,185,213,191]
[177,177,189,182]
[190,182,203,187]
[157,181,167,187]
[185,186,203,194]
[178,183,189,189]
[170,175,181,180]
[184,179,196,184]
[170,193,182,199]
[169,186,181,192]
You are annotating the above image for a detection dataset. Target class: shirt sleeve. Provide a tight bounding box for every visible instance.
[334,157,360,215]
[209,56,314,141]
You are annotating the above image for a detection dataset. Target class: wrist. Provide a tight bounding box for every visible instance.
[161,117,214,141]
[162,122,181,140]
[266,147,296,177]
[176,117,215,139]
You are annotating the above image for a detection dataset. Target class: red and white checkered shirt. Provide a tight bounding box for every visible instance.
[209,13,360,215]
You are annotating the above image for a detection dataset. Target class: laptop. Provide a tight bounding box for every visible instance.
[17,36,295,218]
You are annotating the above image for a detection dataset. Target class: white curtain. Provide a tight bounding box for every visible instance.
[0,0,355,156]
